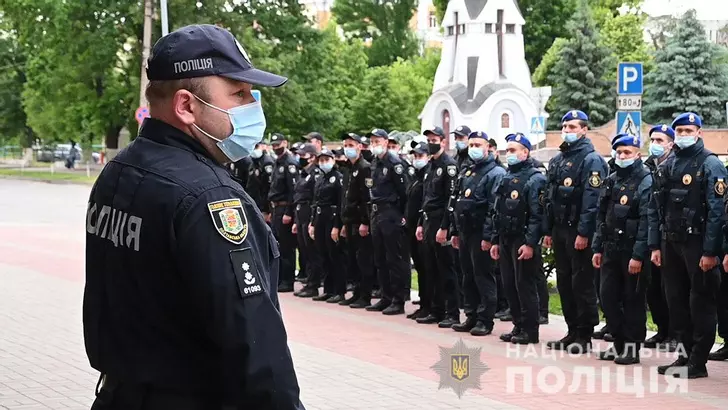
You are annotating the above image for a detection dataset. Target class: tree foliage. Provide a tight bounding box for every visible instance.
[433,0,448,24]
[549,0,614,127]
[518,0,576,73]
[643,9,728,127]
[332,0,419,67]
[0,23,34,147]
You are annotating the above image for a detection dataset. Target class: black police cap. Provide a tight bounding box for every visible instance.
[146,24,287,87]
[342,132,363,143]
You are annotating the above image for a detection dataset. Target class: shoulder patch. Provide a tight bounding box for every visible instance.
[208,198,249,245]
[329,175,336,183]
[447,165,457,177]
[715,178,726,196]
[230,248,265,298]
[436,167,443,176]
[394,164,404,174]
[408,167,415,176]
[288,165,297,174]
[588,172,601,188]
[264,165,273,174]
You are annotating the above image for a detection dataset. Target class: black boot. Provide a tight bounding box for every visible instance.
[657,357,688,375]
[312,293,332,301]
[566,338,592,355]
[494,308,509,319]
[339,294,359,306]
[614,343,640,365]
[546,332,577,350]
[365,299,391,312]
[538,315,549,325]
[452,317,477,332]
[592,324,608,340]
[295,287,318,298]
[597,345,621,361]
[470,321,492,336]
[673,364,708,379]
[500,326,522,342]
[326,294,344,304]
[643,332,667,348]
[438,316,460,329]
[511,330,539,345]
[708,344,728,361]
[416,314,443,324]
[382,304,405,315]
[499,310,513,322]
[349,298,371,309]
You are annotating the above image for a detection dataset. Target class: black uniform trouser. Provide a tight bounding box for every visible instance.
[272,205,297,286]
[599,244,647,345]
[718,269,728,339]
[346,223,375,301]
[536,262,549,317]
[91,379,220,410]
[662,239,720,365]
[409,225,428,309]
[500,236,541,335]
[296,204,321,288]
[459,230,496,327]
[452,247,465,309]
[646,262,670,337]
[314,206,346,296]
[423,212,460,319]
[495,265,508,312]
[552,225,599,337]
[371,206,409,305]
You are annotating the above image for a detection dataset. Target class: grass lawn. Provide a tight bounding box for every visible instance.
[0,169,98,184]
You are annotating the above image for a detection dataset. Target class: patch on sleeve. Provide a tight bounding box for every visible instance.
[538,191,545,206]
[288,165,297,174]
[588,172,601,188]
[208,198,249,245]
[447,165,457,177]
[408,167,415,176]
[394,164,404,174]
[715,178,727,196]
[264,165,273,174]
[230,248,265,298]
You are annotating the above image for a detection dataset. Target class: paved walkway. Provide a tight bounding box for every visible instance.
[1,179,728,409]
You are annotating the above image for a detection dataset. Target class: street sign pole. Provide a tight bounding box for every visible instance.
[616,62,644,140]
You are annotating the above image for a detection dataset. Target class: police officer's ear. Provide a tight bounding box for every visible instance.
[171,89,199,126]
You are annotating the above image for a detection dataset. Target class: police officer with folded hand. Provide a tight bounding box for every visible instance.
[85,24,303,409]
[592,134,651,365]
[650,112,727,378]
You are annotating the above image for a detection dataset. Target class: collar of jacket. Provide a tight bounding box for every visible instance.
[139,118,218,163]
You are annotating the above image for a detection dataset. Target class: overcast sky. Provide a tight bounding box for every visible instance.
[641,0,728,20]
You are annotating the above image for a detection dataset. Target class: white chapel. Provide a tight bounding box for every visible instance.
[419,0,551,149]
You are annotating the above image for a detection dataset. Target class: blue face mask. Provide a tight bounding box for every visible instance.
[251,148,263,159]
[561,133,579,144]
[413,158,428,169]
[506,153,523,166]
[371,145,385,156]
[388,149,399,157]
[319,161,334,173]
[193,97,266,162]
[293,154,300,163]
[344,147,358,159]
[649,142,665,157]
[675,135,696,149]
[455,141,467,151]
[615,158,636,168]
[468,147,485,161]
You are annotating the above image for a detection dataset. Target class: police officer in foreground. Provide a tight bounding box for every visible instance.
[406,142,430,320]
[365,128,410,315]
[340,133,375,308]
[592,134,651,365]
[643,124,677,351]
[416,126,461,327]
[268,133,300,292]
[84,24,303,409]
[450,131,506,336]
[293,144,323,297]
[491,133,545,344]
[650,112,727,378]
[543,110,607,353]
[452,125,472,168]
[246,142,275,222]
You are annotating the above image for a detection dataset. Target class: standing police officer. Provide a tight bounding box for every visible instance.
[450,131,506,336]
[268,133,300,292]
[246,141,275,222]
[452,125,472,168]
[643,124,676,350]
[84,24,303,409]
[592,134,651,365]
[406,143,430,320]
[340,133,376,308]
[293,144,323,298]
[491,133,546,344]
[416,126,461,327]
[366,128,410,315]
[543,110,608,353]
[650,112,727,378]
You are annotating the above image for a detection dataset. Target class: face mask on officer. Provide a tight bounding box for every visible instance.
[272,145,286,156]
[388,148,399,157]
[361,149,374,161]
[455,140,468,151]
[192,95,266,163]
[505,141,528,166]
[615,147,639,168]
[561,120,586,145]
[344,147,358,160]
[299,155,311,168]
[675,135,697,149]
[319,158,334,173]
[413,154,429,169]
[251,148,263,159]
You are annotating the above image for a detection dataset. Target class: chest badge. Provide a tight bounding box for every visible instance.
[563,177,573,187]
[278,166,284,173]
[566,162,573,168]
[353,170,359,177]
[588,172,601,188]
[383,168,388,176]
[436,167,443,176]
[254,169,260,176]
[408,167,415,176]
[511,178,519,184]
[682,174,692,185]
[465,170,472,177]
[464,188,472,197]
[329,176,336,183]
[715,178,726,196]
[365,178,373,188]
[620,195,629,205]
[510,190,519,200]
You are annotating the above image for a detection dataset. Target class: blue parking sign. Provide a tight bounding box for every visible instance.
[617,63,643,95]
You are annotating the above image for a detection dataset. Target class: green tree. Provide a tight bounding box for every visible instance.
[599,7,653,82]
[433,0,448,24]
[643,9,728,127]
[549,0,614,127]
[0,25,35,147]
[532,38,568,86]
[518,0,576,73]
[332,0,419,67]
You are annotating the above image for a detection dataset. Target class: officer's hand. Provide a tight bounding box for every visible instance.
[592,253,602,268]
[436,228,448,244]
[574,235,588,250]
[699,256,718,272]
[542,236,552,249]
[517,245,533,260]
[451,236,459,249]
[628,259,642,275]
[291,223,298,235]
[481,240,492,251]
[282,215,292,225]
[416,226,424,241]
[331,228,340,243]
[723,255,728,273]
[341,225,347,238]
[263,212,271,223]
[359,224,369,237]
[651,250,662,267]
[308,224,315,240]
[490,245,500,260]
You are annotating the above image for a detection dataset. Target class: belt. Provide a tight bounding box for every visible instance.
[316,205,337,214]
[271,201,290,207]
[371,202,395,212]
[295,202,310,211]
